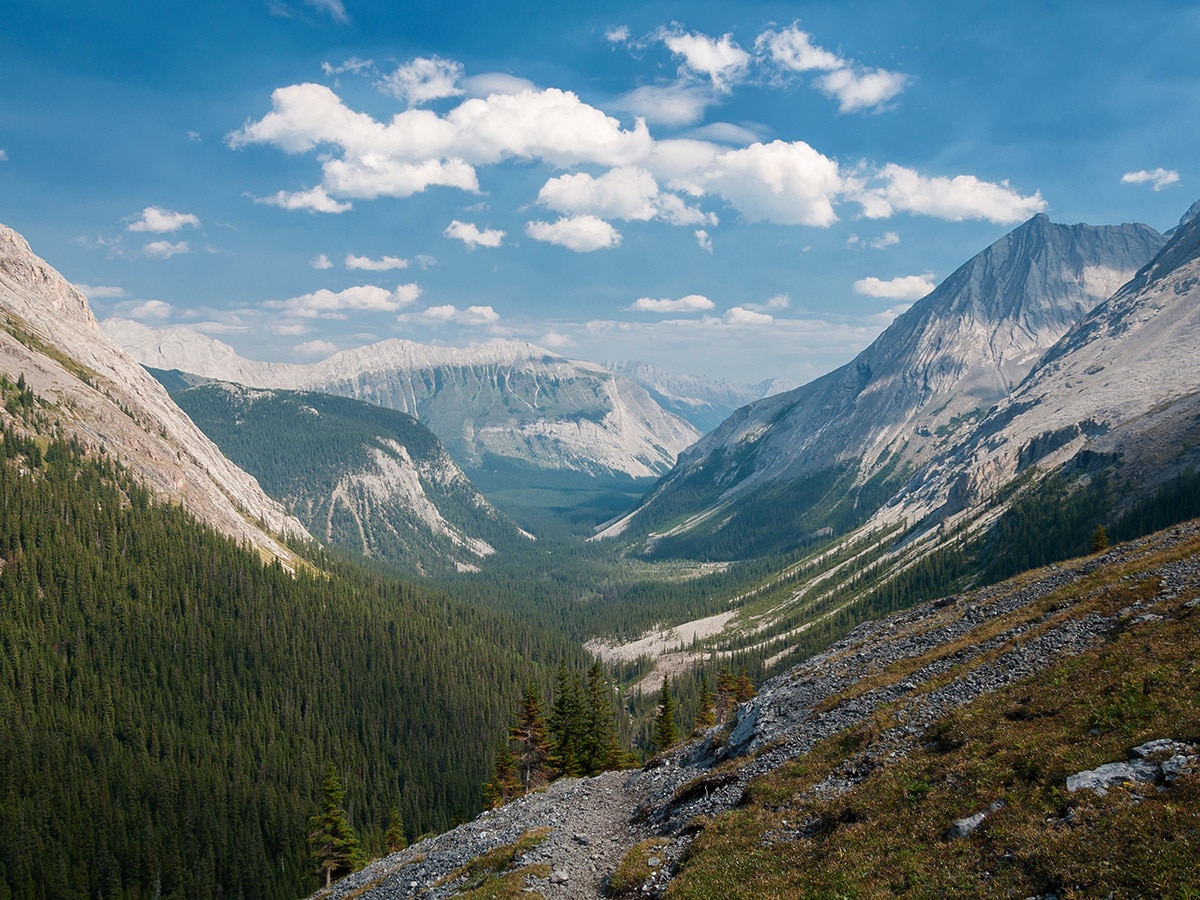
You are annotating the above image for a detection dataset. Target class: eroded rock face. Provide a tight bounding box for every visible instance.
[0,223,308,562]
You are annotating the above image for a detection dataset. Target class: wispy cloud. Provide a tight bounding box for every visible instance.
[629,294,715,313]
[1121,168,1180,191]
[143,240,191,258]
[345,253,409,271]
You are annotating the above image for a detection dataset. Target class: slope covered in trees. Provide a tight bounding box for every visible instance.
[0,390,579,899]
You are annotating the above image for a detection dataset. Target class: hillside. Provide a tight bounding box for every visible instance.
[600,214,1165,559]
[104,321,702,482]
[0,223,307,562]
[312,519,1200,899]
[165,380,532,576]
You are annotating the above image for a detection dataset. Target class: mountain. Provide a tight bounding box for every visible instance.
[164,379,533,575]
[0,223,307,561]
[103,321,702,481]
[606,360,794,433]
[883,205,1200,532]
[599,214,1166,558]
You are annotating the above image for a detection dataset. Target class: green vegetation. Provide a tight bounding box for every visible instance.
[0,418,579,898]
[434,828,551,899]
[309,763,365,887]
[667,536,1200,898]
[609,838,670,897]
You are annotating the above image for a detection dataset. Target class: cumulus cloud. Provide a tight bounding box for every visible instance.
[725,306,773,325]
[629,294,715,313]
[605,26,631,45]
[661,29,750,92]
[311,253,333,269]
[695,229,713,253]
[378,57,464,106]
[462,73,539,97]
[526,216,622,252]
[400,304,500,326]
[127,207,200,233]
[855,164,1046,223]
[254,186,352,213]
[538,167,660,221]
[228,83,652,202]
[443,219,506,249]
[701,140,844,226]
[756,25,844,72]
[816,67,909,113]
[128,299,174,320]
[295,339,339,356]
[1121,168,1180,191]
[541,331,576,348]
[346,253,409,270]
[143,240,191,258]
[853,273,937,299]
[267,283,421,318]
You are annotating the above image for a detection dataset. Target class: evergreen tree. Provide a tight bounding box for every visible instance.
[510,683,552,791]
[1091,523,1110,553]
[653,675,677,752]
[483,743,522,809]
[693,676,716,732]
[385,805,408,854]
[309,763,365,887]
[734,671,757,704]
[583,661,622,773]
[548,660,585,777]
[715,667,738,721]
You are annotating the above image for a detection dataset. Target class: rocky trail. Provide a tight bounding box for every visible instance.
[315,521,1200,899]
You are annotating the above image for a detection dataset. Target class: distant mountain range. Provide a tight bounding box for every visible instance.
[599,213,1168,559]
[0,224,306,563]
[105,322,701,482]
[163,379,533,576]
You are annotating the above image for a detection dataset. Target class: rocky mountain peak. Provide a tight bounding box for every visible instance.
[0,224,97,328]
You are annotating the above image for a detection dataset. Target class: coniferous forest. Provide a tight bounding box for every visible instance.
[0,412,580,899]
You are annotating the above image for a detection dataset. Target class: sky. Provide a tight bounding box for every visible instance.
[2,0,1198,384]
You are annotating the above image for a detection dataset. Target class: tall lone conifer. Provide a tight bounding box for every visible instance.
[510,682,552,791]
[308,763,365,887]
[653,675,677,752]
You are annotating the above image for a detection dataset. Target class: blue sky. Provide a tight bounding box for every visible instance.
[2,0,1197,383]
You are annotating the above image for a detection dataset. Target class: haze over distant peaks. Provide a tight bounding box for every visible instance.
[105,321,701,480]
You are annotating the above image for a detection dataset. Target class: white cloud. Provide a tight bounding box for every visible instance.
[685,122,761,145]
[187,131,201,142]
[461,73,539,97]
[756,25,843,73]
[228,83,652,203]
[0,150,8,161]
[378,57,464,106]
[538,167,659,221]
[853,273,937,299]
[127,206,200,233]
[695,229,713,253]
[346,253,409,271]
[128,299,174,320]
[444,220,505,249]
[725,306,774,326]
[661,29,750,92]
[605,26,631,45]
[311,253,333,269]
[855,164,1046,224]
[295,339,339,356]
[872,231,900,248]
[816,67,909,113]
[254,186,353,213]
[267,283,421,318]
[306,0,348,23]
[608,84,716,128]
[143,240,191,258]
[701,140,844,226]
[541,331,576,348]
[74,284,129,299]
[765,294,790,310]
[526,216,622,252]
[1121,168,1180,191]
[400,304,500,326]
[629,294,715,313]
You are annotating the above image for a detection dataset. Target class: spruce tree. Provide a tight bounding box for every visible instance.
[308,763,365,887]
[483,743,521,809]
[548,660,584,777]
[583,661,622,774]
[509,682,552,791]
[653,675,677,752]
[693,676,716,732]
[385,805,407,854]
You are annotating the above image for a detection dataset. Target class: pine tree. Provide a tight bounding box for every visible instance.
[715,667,737,721]
[308,763,365,887]
[509,682,552,791]
[653,675,677,752]
[483,743,521,809]
[693,676,716,733]
[385,805,407,854]
[734,671,757,704]
[582,661,622,774]
[548,660,584,778]
[1091,523,1109,553]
